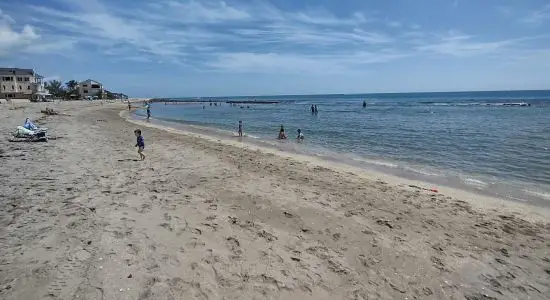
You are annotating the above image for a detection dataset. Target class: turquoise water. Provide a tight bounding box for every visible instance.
[135,90,550,205]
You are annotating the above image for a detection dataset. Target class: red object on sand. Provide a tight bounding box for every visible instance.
[430,188,438,193]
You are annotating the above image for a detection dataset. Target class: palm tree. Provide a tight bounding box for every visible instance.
[45,80,65,98]
[65,80,78,91]
[65,80,79,99]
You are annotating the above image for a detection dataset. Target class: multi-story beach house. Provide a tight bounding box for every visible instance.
[0,68,47,100]
[77,79,105,99]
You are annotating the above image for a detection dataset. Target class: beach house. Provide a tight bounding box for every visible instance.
[77,79,105,99]
[0,68,48,100]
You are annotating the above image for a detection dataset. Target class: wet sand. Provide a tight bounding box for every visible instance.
[0,101,549,300]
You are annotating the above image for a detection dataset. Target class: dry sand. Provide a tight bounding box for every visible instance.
[0,101,549,300]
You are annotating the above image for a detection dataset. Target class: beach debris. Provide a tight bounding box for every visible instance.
[127,274,133,278]
[376,219,394,229]
[40,107,71,116]
[408,184,438,193]
[41,107,58,115]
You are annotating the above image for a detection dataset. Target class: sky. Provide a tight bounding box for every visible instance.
[0,0,549,97]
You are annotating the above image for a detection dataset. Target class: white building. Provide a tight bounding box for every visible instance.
[77,79,104,99]
[0,68,47,100]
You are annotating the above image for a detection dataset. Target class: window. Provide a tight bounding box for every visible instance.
[91,84,100,89]
[24,77,29,82]
[2,77,11,81]
[84,90,88,93]
[17,77,23,81]
[27,85,31,90]
[19,85,22,90]
[82,84,88,88]
[11,85,14,90]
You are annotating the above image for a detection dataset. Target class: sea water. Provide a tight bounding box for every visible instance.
[135,90,550,205]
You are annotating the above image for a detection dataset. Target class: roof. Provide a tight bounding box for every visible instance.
[0,68,35,76]
[79,79,102,85]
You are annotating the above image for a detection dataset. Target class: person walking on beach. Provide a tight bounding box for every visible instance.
[238,120,243,137]
[134,129,145,160]
[146,103,151,120]
[128,100,131,111]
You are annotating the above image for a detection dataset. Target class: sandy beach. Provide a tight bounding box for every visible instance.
[0,101,549,300]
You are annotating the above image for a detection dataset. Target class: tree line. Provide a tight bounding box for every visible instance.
[44,80,121,99]
[44,79,79,98]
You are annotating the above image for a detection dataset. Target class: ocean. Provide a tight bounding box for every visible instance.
[134,90,550,205]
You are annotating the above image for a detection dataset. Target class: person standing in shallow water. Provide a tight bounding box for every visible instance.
[296,129,304,142]
[311,104,315,114]
[146,103,151,120]
[238,120,243,137]
[278,124,287,139]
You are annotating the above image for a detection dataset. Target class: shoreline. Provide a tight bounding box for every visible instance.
[2,101,548,300]
[132,103,550,208]
[123,110,550,223]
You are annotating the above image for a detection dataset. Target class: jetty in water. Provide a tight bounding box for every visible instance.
[225,100,279,104]
[152,98,280,104]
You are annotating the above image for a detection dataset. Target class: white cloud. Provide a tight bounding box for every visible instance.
[156,0,250,23]
[522,4,550,25]
[8,0,545,77]
[416,31,513,57]
[14,0,395,67]
[0,9,39,56]
[206,50,407,74]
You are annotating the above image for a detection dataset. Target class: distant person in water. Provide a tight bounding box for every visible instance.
[296,129,304,142]
[238,120,243,137]
[363,101,367,108]
[278,125,287,140]
[311,104,315,113]
[314,105,318,113]
[146,103,151,120]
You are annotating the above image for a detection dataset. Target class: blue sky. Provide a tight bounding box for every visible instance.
[0,0,549,97]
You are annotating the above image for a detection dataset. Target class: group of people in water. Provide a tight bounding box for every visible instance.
[311,104,319,114]
[237,122,304,142]
[277,124,304,142]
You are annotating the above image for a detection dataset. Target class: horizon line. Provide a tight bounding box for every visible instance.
[152,88,550,100]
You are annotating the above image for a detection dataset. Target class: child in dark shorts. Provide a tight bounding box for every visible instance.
[134,129,145,160]
[238,120,243,137]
